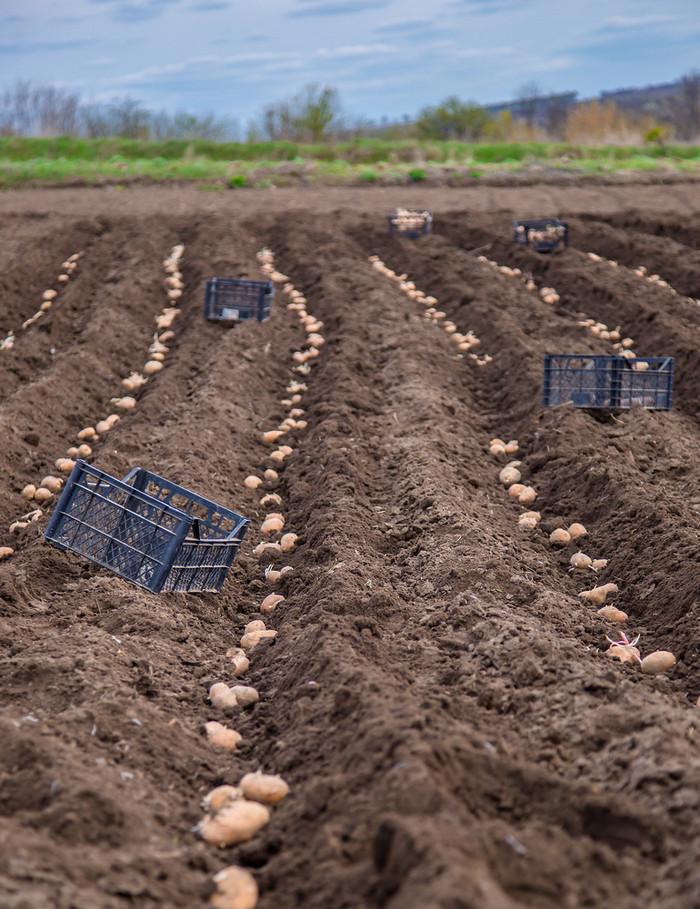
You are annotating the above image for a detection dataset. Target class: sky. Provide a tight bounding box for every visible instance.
[1,0,699,128]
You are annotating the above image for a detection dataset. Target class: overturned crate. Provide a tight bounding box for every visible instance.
[388,209,433,238]
[45,460,250,593]
[514,218,568,252]
[204,278,273,323]
[543,354,674,410]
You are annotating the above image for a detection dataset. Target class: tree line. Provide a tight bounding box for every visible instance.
[2,73,699,143]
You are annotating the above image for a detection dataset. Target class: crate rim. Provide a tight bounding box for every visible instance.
[47,460,250,541]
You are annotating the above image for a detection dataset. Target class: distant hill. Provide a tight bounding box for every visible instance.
[486,77,690,126]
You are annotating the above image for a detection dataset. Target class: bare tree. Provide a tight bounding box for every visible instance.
[666,71,700,140]
[517,80,541,127]
[35,85,80,135]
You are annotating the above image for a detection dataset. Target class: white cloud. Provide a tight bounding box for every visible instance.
[314,43,397,58]
[109,51,300,84]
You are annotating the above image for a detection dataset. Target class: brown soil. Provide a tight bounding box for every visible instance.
[1,183,699,909]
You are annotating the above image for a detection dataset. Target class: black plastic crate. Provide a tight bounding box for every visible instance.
[204,278,273,322]
[514,218,568,252]
[45,461,250,593]
[543,354,674,410]
[388,209,433,238]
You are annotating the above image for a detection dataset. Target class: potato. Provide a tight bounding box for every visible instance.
[517,486,537,505]
[209,866,258,909]
[579,583,618,605]
[229,685,259,708]
[499,466,521,486]
[260,593,284,614]
[226,647,250,677]
[209,683,239,709]
[205,721,242,751]
[198,799,270,847]
[241,629,277,651]
[597,605,627,623]
[203,785,240,813]
[640,651,676,675]
[239,771,289,805]
[549,528,571,545]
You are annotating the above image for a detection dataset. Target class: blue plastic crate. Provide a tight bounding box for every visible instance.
[388,209,433,238]
[45,460,250,593]
[543,354,674,410]
[514,218,568,252]
[204,278,273,322]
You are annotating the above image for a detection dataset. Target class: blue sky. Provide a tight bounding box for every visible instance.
[1,0,698,127]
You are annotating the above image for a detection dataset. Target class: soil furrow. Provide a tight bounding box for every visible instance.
[0,187,699,909]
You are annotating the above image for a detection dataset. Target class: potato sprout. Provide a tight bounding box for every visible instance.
[606,632,641,664]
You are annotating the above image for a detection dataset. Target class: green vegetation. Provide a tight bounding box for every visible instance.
[0,136,698,188]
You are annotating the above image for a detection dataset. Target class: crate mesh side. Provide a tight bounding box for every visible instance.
[205,280,271,321]
[163,538,243,592]
[49,475,184,590]
[544,356,672,410]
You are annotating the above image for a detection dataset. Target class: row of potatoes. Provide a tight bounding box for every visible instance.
[1,246,184,560]
[481,248,677,678]
[200,247,327,908]
[0,250,82,353]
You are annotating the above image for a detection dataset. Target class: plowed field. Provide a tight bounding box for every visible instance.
[1,184,699,909]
